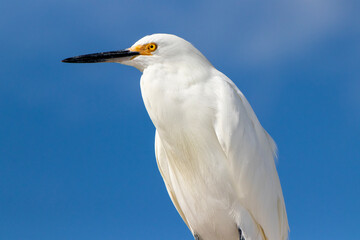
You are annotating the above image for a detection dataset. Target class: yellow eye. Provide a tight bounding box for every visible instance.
[147,43,157,51]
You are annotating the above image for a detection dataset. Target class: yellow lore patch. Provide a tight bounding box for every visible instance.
[129,43,157,56]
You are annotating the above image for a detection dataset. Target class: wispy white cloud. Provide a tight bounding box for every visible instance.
[182,0,349,67]
[238,0,346,65]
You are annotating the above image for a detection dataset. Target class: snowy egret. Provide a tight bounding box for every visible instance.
[63,34,289,240]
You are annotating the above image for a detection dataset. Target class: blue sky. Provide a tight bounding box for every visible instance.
[0,0,359,239]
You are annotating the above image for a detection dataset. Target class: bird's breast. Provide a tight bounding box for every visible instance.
[140,65,229,183]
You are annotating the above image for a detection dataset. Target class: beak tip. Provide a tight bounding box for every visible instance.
[62,57,76,63]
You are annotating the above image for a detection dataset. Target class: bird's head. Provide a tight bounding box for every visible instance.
[62,34,210,72]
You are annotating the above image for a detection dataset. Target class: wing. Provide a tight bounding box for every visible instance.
[212,72,289,240]
[154,131,190,229]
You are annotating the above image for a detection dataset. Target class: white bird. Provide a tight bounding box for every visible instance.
[63,34,289,240]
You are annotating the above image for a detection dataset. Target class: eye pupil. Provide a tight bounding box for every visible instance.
[148,43,157,51]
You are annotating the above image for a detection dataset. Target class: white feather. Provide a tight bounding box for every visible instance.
[128,34,289,240]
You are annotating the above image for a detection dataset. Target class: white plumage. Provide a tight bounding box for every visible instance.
[63,33,289,240]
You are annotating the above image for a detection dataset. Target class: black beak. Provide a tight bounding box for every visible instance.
[62,49,140,63]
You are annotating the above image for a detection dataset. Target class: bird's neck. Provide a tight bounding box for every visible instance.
[140,62,216,131]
